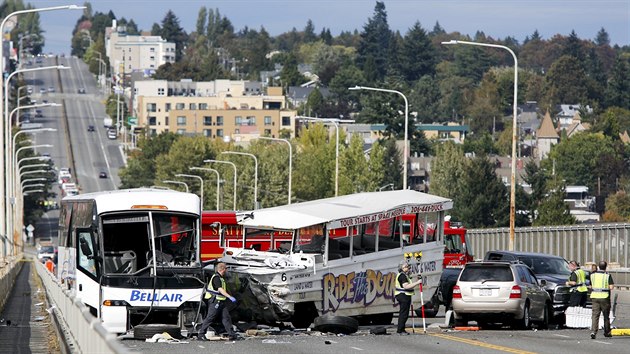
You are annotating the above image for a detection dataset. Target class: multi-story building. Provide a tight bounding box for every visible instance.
[134,79,296,140]
[105,20,176,76]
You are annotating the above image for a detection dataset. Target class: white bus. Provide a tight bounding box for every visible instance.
[57,188,205,334]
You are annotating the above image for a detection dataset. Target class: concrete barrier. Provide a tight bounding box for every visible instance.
[0,258,22,312]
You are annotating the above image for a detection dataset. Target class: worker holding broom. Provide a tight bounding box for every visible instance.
[395,260,423,335]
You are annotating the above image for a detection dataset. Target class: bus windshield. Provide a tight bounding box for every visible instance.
[101,212,198,273]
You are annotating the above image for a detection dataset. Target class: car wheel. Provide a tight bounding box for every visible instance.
[514,303,531,330]
[538,304,550,330]
[313,315,359,334]
[454,314,468,327]
[133,324,181,339]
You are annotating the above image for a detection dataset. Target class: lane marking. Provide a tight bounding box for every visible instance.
[552,334,571,338]
[350,347,364,351]
[593,340,611,345]
[430,333,537,354]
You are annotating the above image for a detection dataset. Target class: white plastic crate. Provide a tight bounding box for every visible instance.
[565,306,614,329]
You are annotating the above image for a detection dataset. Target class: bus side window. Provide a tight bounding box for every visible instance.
[78,232,97,277]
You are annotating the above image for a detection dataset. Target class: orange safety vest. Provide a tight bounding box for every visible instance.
[45,259,55,273]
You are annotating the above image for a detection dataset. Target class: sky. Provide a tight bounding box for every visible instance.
[24,0,630,55]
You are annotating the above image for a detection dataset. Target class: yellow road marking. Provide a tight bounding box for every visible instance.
[429,333,537,354]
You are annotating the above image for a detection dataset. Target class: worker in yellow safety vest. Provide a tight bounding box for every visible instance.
[589,261,614,339]
[566,261,588,307]
[395,260,423,335]
[197,262,239,341]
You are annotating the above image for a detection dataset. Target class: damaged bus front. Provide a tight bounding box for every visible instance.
[57,189,205,334]
[220,190,452,328]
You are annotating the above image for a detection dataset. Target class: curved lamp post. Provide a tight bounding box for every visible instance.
[176,173,203,210]
[222,151,258,209]
[257,137,292,205]
[190,167,221,211]
[441,39,518,251]
[348,85,409,190]
[162,180,188,192]
[204,159,237,210]
[297,116,354,197]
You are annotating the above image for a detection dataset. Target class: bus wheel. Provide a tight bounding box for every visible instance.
[291,302,318,329]
[133,324,182,339]
[313,315,359,334]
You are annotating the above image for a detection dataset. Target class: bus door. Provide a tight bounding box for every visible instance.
[76,229,101,315]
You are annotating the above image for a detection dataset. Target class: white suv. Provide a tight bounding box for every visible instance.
[452,261,552,329]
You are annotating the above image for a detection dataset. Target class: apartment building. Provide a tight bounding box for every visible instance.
[105,20,176,75]
[134,79,296,140]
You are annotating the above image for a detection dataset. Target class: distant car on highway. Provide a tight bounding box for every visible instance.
[78,88,86,94]
[99,171,107,178]
[87,125,95,132]
[39,87,46,94]
[107,128,117,139]
[48,86,55,92]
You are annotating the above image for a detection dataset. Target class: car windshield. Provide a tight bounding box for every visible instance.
[518,256,570,275]
[460,265,514,282]
[39,246,55,253]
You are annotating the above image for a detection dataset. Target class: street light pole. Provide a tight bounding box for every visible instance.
[176,173,204,211]
[162,180,188,192]
[222,151,258,209]
[297,116,354,197]
[442,39,518,251]
[257,137,292,205]
[204,159,238,210]
[349,85,409,190]
[190,167,221,210]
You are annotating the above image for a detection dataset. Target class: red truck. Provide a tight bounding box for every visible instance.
[200,211,292,262]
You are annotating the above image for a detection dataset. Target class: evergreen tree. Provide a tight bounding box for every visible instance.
[542,55,589,106]
[453,156,509,228]
[409,75,441,123]
[320,28,333,45]
[196,6,207,35]
[280,53,306,87]
[381,138,404,190]
[159,10,188,61]
[595,27,610,46]
[429,141,466,198]
[605,56,630,109]
[303,19,317,43]
[430,21,446,36]
[400,21,436,82]
[534,183,575,226]
[356,1,391,81]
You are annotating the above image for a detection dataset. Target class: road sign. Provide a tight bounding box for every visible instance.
[127,116,137,125]
[26,224,35,232]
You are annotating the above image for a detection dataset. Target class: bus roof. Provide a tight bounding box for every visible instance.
[62,188,200,215]
[240,190,452,230]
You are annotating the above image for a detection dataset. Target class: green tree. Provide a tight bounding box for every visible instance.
[339,134,368,195]
[409,75,441,123]
[429,141,466,198]
[119,133,180,188]
[158,10,188,61]
[280,53,307,87]
[543,132,622,196]
[303,19,317,43]
[604,56,630,110]
[542,55,589,106]
[249,140,294,207]
[603,191,630,222]
[305,89,324,116]
[356,1,391,81]
[534,183,575,226]
[453,156,509,228]
[294,124,335,200]
[400,21,436,82]
[366,140,387,192]
[196,6,207,35]
[380,138,403,190]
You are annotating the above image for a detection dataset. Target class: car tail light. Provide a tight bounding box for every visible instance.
[453,285,462,298]
[510,285,522,298]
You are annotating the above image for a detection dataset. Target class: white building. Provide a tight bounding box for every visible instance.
[105,20,175,76]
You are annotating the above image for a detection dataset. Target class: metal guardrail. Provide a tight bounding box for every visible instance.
[35,260,131,354]
[468,222,630,286]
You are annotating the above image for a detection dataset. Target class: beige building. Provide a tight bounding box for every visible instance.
[106,20,176,75]
[134,81,296,140]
